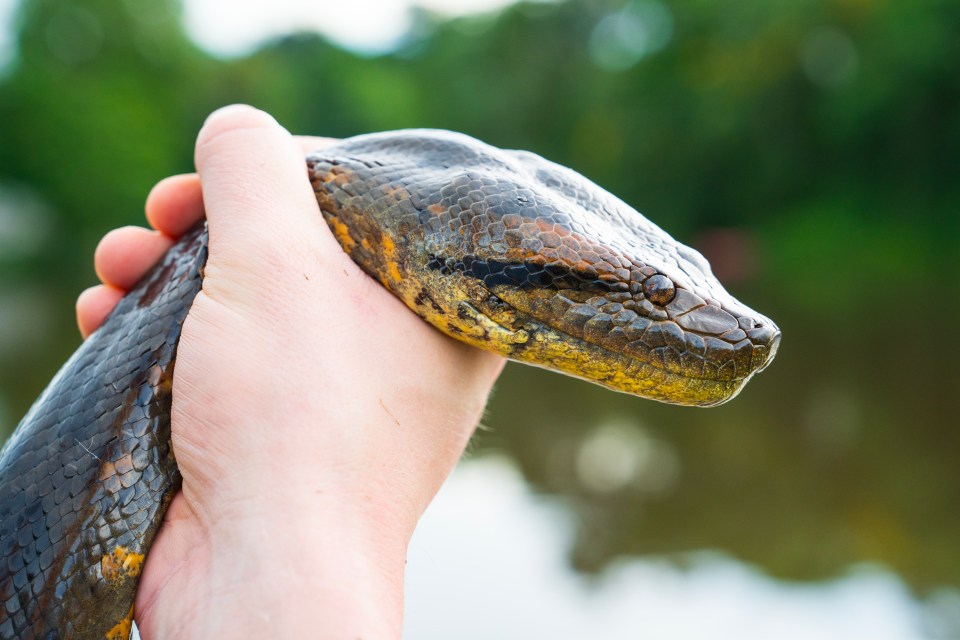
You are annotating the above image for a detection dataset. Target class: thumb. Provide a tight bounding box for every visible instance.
[194,105,337,265]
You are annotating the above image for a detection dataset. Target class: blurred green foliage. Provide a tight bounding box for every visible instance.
[0,0,957,610]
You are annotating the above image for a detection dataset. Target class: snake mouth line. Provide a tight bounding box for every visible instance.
[466,298,770,406]
[518,317,749,406]
[496,298,777,386]
[544,319,759,383]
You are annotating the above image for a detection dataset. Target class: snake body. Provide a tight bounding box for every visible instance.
[0,130,779,638]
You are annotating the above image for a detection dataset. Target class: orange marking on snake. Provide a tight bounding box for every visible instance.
[101,547,144,583]
[104,606,134,640]
[381,234,403,282]
[329,216,357,252]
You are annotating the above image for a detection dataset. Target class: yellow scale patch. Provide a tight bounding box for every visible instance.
[104,605,134,640]
[101,546,145,583]
[328,216,357,252]
[381,234,403,283]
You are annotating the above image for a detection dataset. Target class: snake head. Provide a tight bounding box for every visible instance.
[308,130,780,406]
[439,241,782,406]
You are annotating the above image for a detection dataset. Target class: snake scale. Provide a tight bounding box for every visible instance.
[0,130,780,638]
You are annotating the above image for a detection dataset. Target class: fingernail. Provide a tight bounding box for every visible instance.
[197,104,280,147]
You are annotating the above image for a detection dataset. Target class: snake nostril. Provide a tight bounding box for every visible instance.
[643,274,676,306]
[746,324,776,344]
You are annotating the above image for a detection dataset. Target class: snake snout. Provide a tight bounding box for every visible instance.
[661,297,780,381]
[738,314,781,375]
[754,322,781,372]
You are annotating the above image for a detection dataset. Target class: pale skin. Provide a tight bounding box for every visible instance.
[75,105,505,638]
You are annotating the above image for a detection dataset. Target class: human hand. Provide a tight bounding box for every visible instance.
[76,105,505,639]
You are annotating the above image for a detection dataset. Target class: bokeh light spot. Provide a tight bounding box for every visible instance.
[589,0,673,72]
[44,5,103,66]
[800,27,859,88]
[0,183,53,261]
[575,419,679,494]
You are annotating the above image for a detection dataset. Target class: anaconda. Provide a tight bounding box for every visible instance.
[0,129,780,638]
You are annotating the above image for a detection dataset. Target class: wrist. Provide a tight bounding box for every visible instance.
[187,498,408,639]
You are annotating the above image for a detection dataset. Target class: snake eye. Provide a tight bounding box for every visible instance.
[643,274,676,306]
